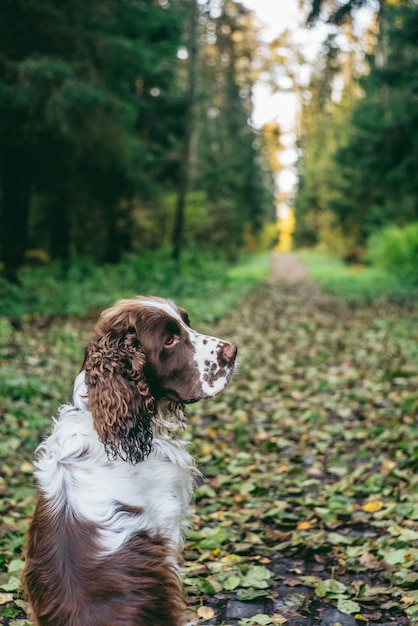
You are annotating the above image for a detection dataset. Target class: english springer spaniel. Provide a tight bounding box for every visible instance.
[24,296,237,626]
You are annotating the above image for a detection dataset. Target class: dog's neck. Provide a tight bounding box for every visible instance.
[153,401,186,440]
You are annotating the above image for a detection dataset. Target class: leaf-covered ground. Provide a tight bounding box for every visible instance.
[1,254,418,625]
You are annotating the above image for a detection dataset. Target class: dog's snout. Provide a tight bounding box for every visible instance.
[221,342,237,363]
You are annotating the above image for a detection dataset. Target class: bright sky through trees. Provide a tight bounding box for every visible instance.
[241,0,373,195]
[241,0,318,193]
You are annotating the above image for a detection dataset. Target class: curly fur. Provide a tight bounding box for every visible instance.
[24,296,237,626]
[84,328,154,464]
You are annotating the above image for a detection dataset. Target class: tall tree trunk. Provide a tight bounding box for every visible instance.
[49,191,71,274]
[171,0,199,266]
[0,148,31,283]
[104,201,122,264]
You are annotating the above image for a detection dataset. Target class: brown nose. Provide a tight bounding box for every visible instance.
[221,342,237,363]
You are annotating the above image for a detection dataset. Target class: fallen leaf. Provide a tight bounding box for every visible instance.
[197,605,215,620]
[315,579,347,598]
[362,500,384,513]
[0,592,14,605]
[337,597,361,615]
[359,552,383,570]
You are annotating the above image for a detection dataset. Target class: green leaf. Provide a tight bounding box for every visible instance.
[337,598,361,615]
[240,615,273,625]
[0,576,20,592]
[8,560,25,574]
[315,579,347,598]
[223,574,241,591]
[236,588,270,601]
[198,578,218,595]
[241,566,274,589]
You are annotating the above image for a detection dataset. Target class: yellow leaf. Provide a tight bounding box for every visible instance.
[272,614,288,624]
[0,593,13,605]
[209,511,225,520]
[354,614,368,622]
[20,461,34,473]
[197,605,215,620]
[297,521,311,531]
[279,465,289,472]
[380,459,396,475]
[362,500,383,513]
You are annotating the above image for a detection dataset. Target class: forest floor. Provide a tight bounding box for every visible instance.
[1,254,418,625]
[182,253,418,626]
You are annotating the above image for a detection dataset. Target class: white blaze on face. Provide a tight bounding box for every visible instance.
[189,332,233,397]
[142,298,235,399]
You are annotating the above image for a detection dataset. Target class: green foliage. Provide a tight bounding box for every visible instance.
[296,1,418,249]
[0,0,275,277]
[367,222,418,286]
[0,250,271,321]
[296,248,418,303]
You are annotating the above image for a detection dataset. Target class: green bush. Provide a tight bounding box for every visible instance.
[367,222,418,286]
[296,248,418,303]
[0,250,272,322]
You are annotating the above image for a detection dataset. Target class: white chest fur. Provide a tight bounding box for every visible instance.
[35,404,195,558]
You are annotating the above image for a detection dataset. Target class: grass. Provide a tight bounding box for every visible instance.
[0,249,272,323]
[296,248,418,304]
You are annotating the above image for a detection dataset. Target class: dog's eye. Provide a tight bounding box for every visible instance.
[165,335,176,346]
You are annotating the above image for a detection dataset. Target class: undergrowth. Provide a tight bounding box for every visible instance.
[296,249,418,304]
[0,250,272,322]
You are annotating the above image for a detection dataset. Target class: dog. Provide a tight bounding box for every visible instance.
[24,296,237,625]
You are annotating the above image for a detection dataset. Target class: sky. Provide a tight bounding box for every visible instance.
[240,0,316,195]
[240,0,373,196]
[241,0,302,130]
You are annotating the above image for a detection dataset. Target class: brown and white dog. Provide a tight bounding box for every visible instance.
[24,296,237,626]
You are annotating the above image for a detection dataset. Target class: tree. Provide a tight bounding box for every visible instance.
[0,0,186,278]
[0,0,276,279]
[171,0,199,265]
[332,0,418,239]
[193,0,275,257]
[294,27,362,250]
[295,0,418,251]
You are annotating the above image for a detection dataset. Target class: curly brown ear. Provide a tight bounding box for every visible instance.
[83,330,155,464]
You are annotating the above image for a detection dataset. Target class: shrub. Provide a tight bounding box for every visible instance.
[0,250,271,321]
[367,222,418,286]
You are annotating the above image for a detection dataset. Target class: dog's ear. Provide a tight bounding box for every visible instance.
[83,326,155,464]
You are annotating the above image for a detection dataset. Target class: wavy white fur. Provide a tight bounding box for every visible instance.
[35,372,196,558]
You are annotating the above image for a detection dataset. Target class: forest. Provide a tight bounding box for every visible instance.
[1,1,418,625]
[1,0,418,285]
[0,0,276,284]
[295,0,418,273]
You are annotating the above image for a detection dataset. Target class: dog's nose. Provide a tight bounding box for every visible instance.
[221,343,237,363]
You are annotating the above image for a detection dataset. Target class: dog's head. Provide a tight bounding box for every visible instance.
[82,296,237,463]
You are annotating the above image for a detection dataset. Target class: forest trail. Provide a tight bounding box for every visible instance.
[268,253,312,284]
[187,257,417,626]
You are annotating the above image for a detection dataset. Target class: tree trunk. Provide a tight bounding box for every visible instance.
[0,148,32,283]
[49,191,71,274]
[171,0,199,266]
[104,202,122,264]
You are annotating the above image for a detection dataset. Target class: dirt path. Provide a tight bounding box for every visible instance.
[268,253,312,284]
[186,258,417,626]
